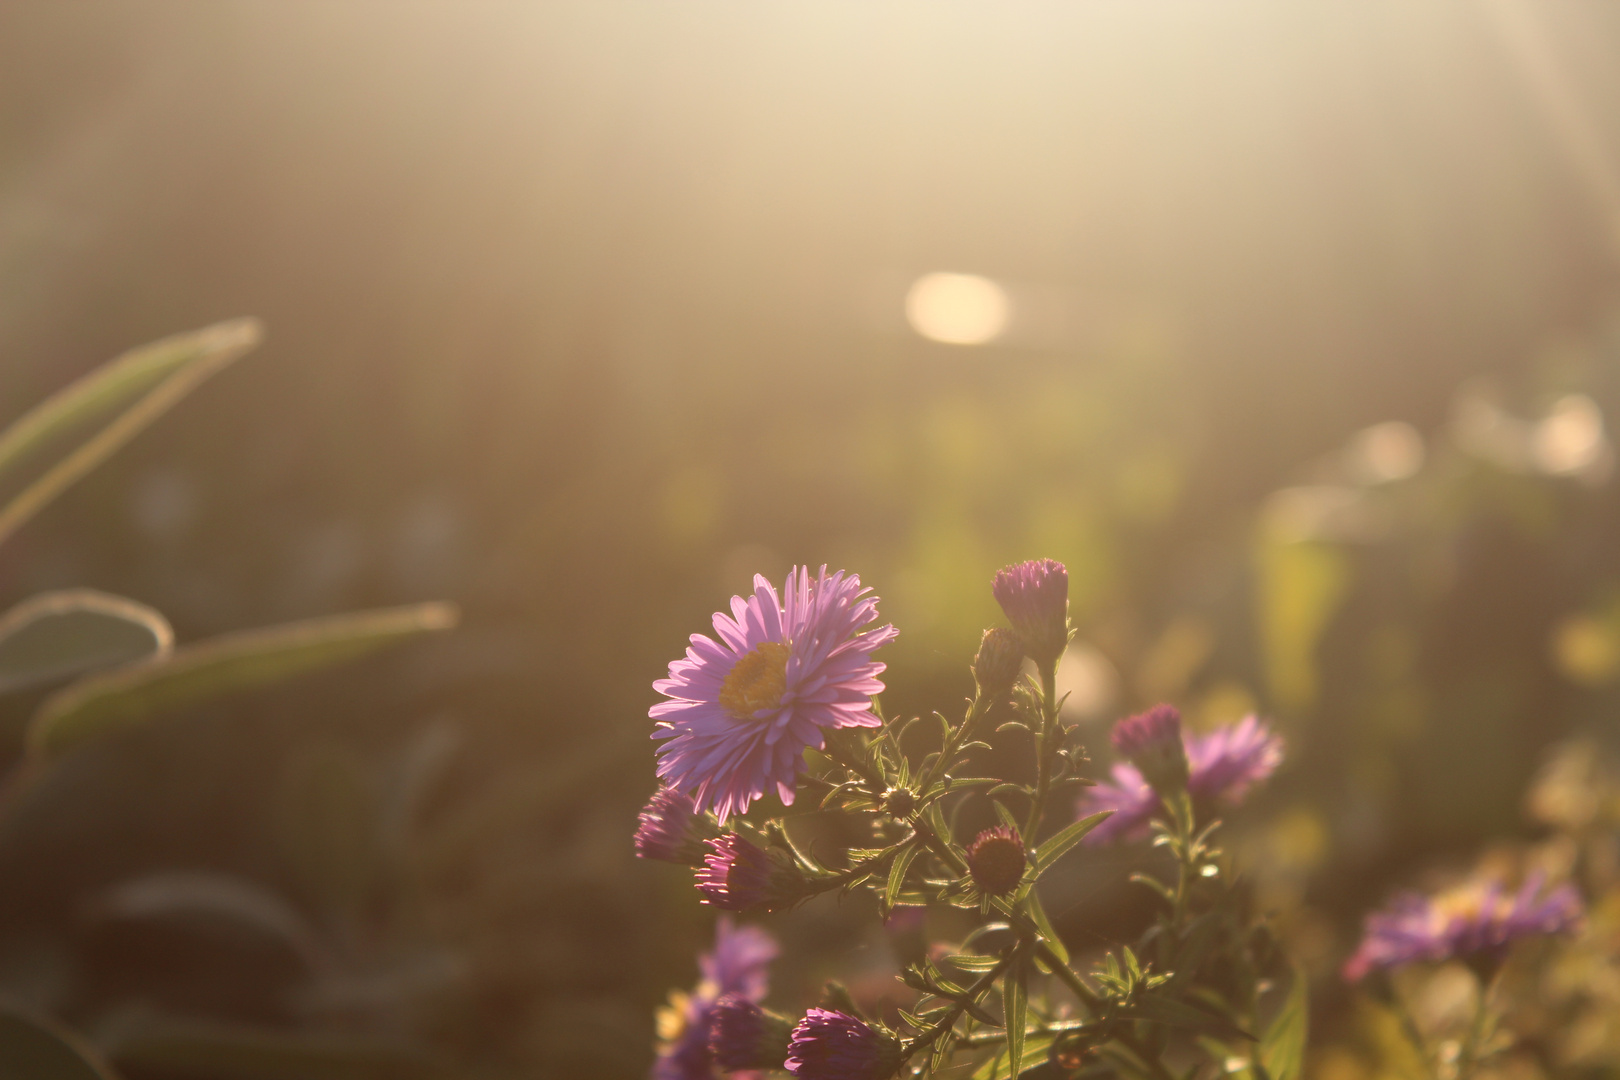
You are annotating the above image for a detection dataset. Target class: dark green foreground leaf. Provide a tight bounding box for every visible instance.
[29,602,459,757]
[1259,963,1308,1080]
[0,1010,116,1079]
[0,589,172,695]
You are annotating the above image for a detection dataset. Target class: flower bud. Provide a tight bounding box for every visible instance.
[1110,704,1189,796]
[696,834,809,913]
[635,787,719,866]
[965,824,1027,896]
[992,560,1069,663]
[786,1008,903,1080]
[881,786,916,818]
[711,995,795,1071]
[972,627,1024,700]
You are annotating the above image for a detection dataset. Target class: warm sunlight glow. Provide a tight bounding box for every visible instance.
[905,272,1010,345]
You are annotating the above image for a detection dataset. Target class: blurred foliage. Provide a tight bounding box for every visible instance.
[4,5,1620,1078]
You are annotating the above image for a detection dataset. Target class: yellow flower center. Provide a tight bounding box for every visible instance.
[719,641,791,719]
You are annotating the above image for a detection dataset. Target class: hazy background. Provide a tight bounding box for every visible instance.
[3,4,1620,1077]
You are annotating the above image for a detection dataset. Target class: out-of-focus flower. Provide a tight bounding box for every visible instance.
[651,566,896,821]
[972,627,1024,700]
[785,1008,902,1080]
[695,834,808,913]
[1110,704,1189,795]
[653,918,778,1080]
[1079,715,1284,844]
[636,787,718,866]
[992,559,1069,663]
[711,995,795,1071]
[965,825,1026,896]
[1343,875,1583,982]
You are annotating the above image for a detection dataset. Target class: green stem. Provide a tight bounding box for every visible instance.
[1456,969,1498,1080]
[1169,791,1196,932]
[900,950,1014,1060]
[921,693,988,794]
[1023,659,1060,840]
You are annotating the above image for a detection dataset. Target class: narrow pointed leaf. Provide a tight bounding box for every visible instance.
[0,589,172,694]
[1259,963,1308,1080]
[0,320,261,549]
[1025,890,1070,965]
[1005,959,1027,1080]
[30,603,458,757]
[887,840,921,909]
[1033,810,1113,872]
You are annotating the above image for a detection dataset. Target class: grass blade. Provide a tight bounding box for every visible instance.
[29,602,457,758]
[0,319,262,549]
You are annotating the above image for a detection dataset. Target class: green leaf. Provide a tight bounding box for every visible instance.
[944,954,1004,972]
[29,602,458,758]
[1119,996,1255,1042]
[887,840,921,909]
[0,320,262,550]
[970,1032,1056,1080]
[99,871,327,970]
[0,1011,115,1079]
[1004,957,1027,1080]
[1032,810,1112,872]
[1259,963,1308,1080]
[1025,890,1070,965]
[0,589,172,695]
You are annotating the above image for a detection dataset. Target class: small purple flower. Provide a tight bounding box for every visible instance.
[1343,875,1582,982]
[972,627,1024,699]
[1110,704,1189,794]
[711,995,795,1071]
[636,787,718,866]
[965,825,1027,896]
[786,1009,902,1080]
[1078,715,1284,844]
[992,559,1069,663]
[652,566,897,821]
[695,834,807,913]
[653,918,778,1080]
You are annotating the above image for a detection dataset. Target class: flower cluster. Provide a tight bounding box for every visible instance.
[639,561,1300,1080]
[1343,874,1583,982]
[652,917,779,1080]
[1079,713,1283,844]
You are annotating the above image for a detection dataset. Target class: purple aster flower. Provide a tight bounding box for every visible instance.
[711,995,795,1071]
[1343,874,1582,983]
[992,559,1069,663]
[786,1009,902,1080]
[1078,715,1284,844]
[636,787,719,866]
[652,918,778,1080]
[1110,704,1189,795]
[652,566,897,821]
[695,833,808,913]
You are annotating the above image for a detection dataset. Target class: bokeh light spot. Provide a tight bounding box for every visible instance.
[905,272,1010,345]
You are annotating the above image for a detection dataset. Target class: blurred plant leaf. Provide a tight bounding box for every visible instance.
[0,589,172,696]
[0,319,262,550]
[1256,538,1350,713]
[1004,957,1027,1080]
[105,1018,448,1080]
[97,871,328,972]
[28,602,458,759]
[0,1009,117,1079]
[1259,963,1308,1080]
[1032,810,1111,873]
[1118,996,1253,1042]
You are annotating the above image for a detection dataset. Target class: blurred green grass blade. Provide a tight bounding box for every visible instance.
[1259,963,1308,1080]
[0,1010,117,1079]
[0,589,173,695]
[29,602,458,758]
[0,319,262,550]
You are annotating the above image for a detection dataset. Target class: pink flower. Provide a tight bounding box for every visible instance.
[651,567,896,821]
